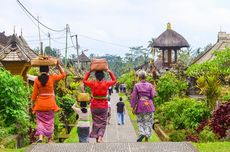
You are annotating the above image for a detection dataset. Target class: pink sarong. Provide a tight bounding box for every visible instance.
[35,110,54,139]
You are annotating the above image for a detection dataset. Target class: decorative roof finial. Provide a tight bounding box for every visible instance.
[13,26,16,34]
[167,22,172,30]
[21,28,23,36]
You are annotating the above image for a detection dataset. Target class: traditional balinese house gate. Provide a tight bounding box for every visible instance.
[0,34,38,80]
[153,23,189,68]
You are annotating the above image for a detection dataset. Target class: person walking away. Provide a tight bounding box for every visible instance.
[72,102,90,143]
[107,98,112,125]
[31,61,66,143]
[119,84,123,93]
[108,86,112,96]
[131,70,156,142]
[111,86,114,93]
[116,97,125,125]
[123,84,127,93]
[115,83,120,93]
[83,69,116,143]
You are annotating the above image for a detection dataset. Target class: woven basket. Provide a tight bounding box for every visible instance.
[31,56,57,66]
[77,93,91,102]
[90,58,108,71]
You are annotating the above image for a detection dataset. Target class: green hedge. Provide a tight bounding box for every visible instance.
[0,68,29,141]
[156,97,210,130]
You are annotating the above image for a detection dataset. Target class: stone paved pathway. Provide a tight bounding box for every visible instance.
[27,92,198,152]
[28,142,197,152]
[101,92,137,142]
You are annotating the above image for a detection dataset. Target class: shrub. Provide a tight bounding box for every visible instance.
[156,97,210,130]
[28,67,39,76]
[211,101,230,138]
[118,71,136,92]
[53,112,62,140]
[199,126,218,142]
[185,48,230,77]
[55,80,71,96]
[155,72,188,106]
[196,75,221,110]
[57,94,76,124]
[186,48,230,110]
[221,91,230,102]
[169,130,186,141]
[0,68,29,135]
[196,119,209,133]
[186,134,200,142]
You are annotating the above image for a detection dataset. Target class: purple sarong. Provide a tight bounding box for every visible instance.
[90,108,108,138]
[35,110,54,139]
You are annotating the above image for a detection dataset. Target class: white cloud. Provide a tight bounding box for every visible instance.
[1,0,230,56]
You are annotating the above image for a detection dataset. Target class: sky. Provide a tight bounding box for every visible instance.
[1,0,230,57]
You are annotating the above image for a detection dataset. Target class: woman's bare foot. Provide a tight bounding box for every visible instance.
[48,139,53,144]
[97,136,103,143]
[36,135,43,143]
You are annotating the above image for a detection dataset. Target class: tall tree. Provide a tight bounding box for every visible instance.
[147,38,155,49]
[101,54,125,77]
[128,46,150,67]
[147,38,159,57]
[89,53,96,59]
[44,46,61,57]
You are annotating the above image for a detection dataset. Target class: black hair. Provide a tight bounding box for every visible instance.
[119,97,123,101]
[80,102,88,113]
[38,66,49,87]
[95,71,105,81]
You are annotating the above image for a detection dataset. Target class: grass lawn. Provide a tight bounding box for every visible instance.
[0,148,26,152]
[120,93,160,142]
[64,127,79,143]
[193,142,230,152]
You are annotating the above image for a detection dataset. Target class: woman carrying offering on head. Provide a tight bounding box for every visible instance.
[83,69,116,143]
[31,61,66,143]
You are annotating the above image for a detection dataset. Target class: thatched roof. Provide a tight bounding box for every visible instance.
[0,34,38,62]
[153,23,189,49]
[75,52,90,62]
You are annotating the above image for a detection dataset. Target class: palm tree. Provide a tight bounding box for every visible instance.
[147,38,155,49]
[147,38,158,79]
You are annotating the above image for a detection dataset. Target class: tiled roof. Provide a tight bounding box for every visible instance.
[0,34,38,62]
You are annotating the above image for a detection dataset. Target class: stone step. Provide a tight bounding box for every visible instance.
[27,142,198,152]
